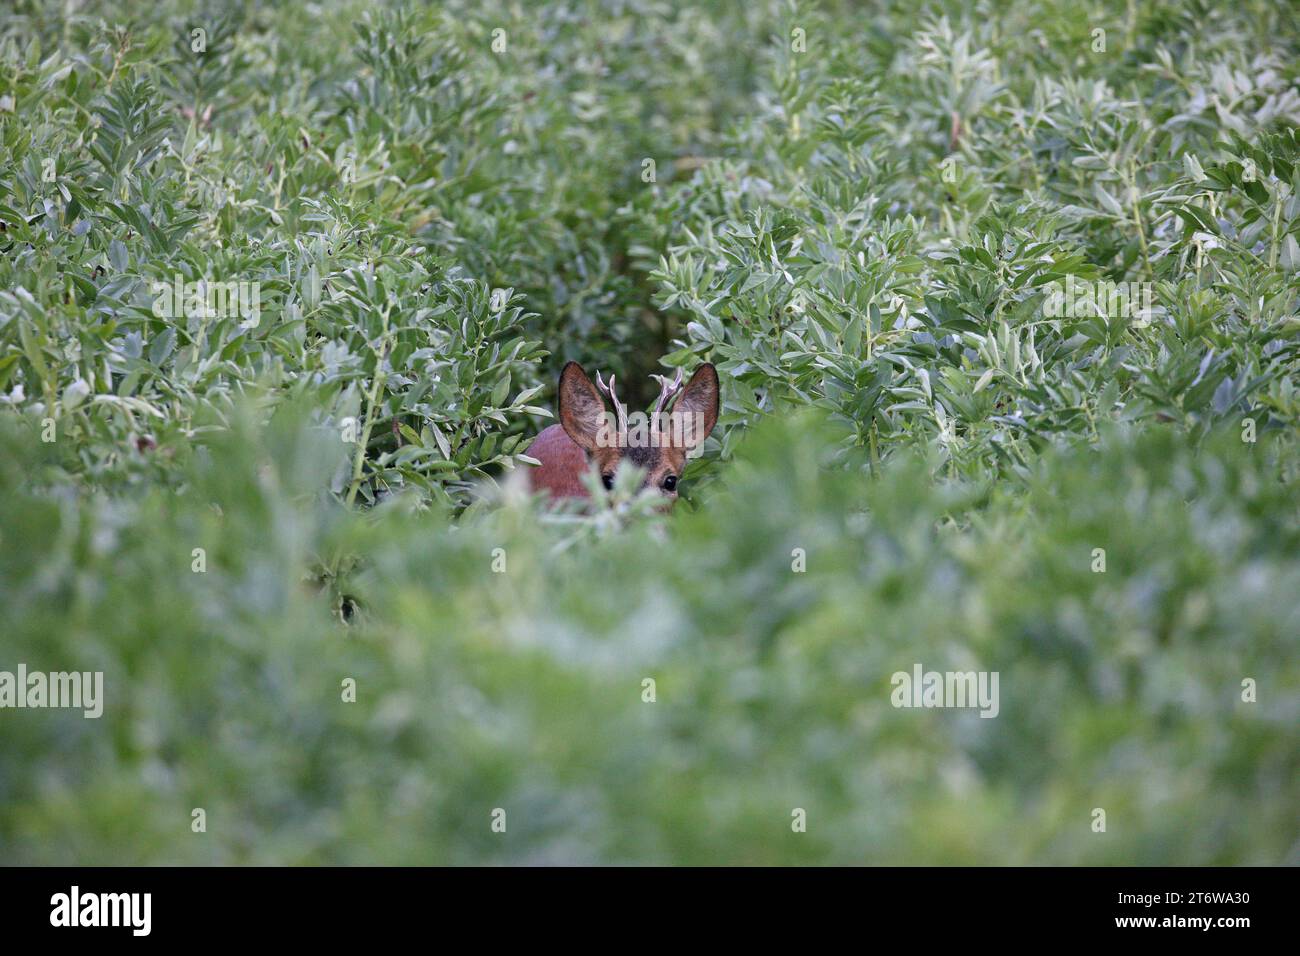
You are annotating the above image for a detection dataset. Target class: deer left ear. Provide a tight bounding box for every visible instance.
[557,361,607,451]
[673,363,719,450]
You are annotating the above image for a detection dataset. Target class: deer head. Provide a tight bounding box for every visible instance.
[546,360,719,504]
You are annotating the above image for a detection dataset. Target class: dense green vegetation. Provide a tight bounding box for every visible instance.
[1,0,1297,864]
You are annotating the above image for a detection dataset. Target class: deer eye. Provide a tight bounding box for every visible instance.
[662,474,678,492]
[601,473,614,490]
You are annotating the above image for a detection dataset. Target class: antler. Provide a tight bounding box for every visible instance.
[649,367,685,438]
[595,370,628,435]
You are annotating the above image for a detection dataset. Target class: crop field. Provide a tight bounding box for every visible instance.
[0,0,1297,865]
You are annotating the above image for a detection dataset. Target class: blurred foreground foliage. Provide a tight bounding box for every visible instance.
[0,409,1297,864]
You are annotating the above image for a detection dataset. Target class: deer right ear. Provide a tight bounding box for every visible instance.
[557,362,607,451]
[673,362,719,450]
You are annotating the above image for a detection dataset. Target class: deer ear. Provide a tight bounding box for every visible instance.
[557,362,606,451]
[673,363,719,450]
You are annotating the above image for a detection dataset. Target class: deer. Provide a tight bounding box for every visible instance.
[525,360,719,506]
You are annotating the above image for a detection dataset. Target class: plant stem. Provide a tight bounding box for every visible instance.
[1129,164,1153,280]
[1268,185,1283,270]
[345,307,391,508]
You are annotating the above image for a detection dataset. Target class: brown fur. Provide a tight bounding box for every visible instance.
[525,361,719,506]
[524,424,592,498]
